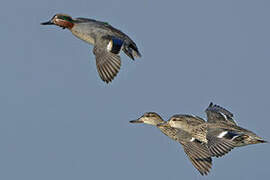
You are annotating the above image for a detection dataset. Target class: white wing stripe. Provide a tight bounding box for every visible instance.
[217,131,228,138]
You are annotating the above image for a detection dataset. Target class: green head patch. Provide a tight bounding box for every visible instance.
[58,15,73,23]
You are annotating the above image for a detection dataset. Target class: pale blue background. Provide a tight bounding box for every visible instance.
[0,0,269,179]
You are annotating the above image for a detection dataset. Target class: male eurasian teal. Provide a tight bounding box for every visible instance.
[130,112,212,176]
[41,14,141,83]
[161,103,267,158]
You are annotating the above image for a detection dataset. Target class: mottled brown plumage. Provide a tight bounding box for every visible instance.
[167,103,267,158]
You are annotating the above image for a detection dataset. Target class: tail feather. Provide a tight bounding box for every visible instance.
[234,134,267,146]
[123,43,141,60]
[255,138,267,144]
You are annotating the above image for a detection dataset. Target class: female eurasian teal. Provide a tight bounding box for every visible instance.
[160,103,267,157]
[130,112,212,176]
[41,14,141,83]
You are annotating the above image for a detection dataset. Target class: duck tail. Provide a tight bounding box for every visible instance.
[123,41,141,60]
[247,135,268,145]
[227,132,267,146]
[254,137,267,144]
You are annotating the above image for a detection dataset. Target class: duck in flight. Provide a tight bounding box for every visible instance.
[131,103,267,175]
[41,14,141,83]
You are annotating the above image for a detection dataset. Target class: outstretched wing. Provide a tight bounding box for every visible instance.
[205,102,236,125]
[181,140,212,176]
[93,36,124,83]
[206,128,236,157]
[175,129,212,176]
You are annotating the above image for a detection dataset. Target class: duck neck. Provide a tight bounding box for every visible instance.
[145,118,164,126]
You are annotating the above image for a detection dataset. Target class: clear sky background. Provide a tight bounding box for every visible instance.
[0,0,269,179]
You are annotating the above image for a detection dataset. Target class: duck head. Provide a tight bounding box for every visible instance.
[166,116,189,129]
[41,14,74,29]
[130,112,164,126]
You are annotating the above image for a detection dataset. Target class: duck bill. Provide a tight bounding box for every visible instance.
[41,21,54,25]
[129,119,143,124]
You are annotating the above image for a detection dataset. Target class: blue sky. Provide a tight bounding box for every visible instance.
[0,0,269,179]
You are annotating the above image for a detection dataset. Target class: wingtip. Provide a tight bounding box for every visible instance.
[135,51,142,58]
[205,102,214,112]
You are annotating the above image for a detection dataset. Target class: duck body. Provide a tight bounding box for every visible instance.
[41,14,141,83]
[70,18,140,58]
[70,19,98,45]
[190,121,262,147]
